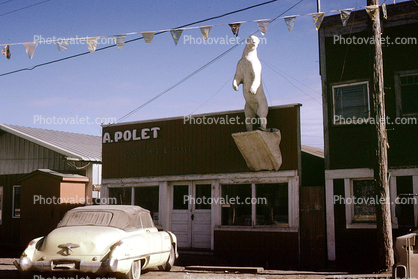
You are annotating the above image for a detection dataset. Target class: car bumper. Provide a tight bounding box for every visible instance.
[14,257,118,274]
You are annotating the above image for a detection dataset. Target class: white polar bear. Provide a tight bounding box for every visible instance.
[233,35,268,131]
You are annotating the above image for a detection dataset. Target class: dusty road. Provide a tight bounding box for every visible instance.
[0,258,392,279]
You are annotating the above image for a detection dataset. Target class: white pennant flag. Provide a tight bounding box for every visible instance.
[113,35,126,50]
[85,37,99,53]
[365,5,379,21]
[170,29,183,45]
[142,32,155,44]
[257,19,270,35]
[55,39,69,51]
[340,9,353,26]
[284,16,296,32]
[23,42,38,59]
[200,26,212,42]
[312,12,325,30]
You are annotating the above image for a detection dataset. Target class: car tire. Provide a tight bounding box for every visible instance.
[158,244,175,271]
[112,260,141,279]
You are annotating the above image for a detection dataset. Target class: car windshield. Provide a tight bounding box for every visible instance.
[65,211,113,227]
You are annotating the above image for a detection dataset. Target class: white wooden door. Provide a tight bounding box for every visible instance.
[170,182,212,249]
[171,184,191,248]
[191,183,212,249]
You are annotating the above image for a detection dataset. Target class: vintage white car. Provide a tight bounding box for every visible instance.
[14,205,178,279]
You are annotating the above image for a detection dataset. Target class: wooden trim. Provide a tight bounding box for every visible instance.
[102,170,298,187]
[325,178,335,261]
[325,168,374,179]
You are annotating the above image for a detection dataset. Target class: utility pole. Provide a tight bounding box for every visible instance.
[367,0,394,271]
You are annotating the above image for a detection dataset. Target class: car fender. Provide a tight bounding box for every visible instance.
[166,231,178,258]
[108,233,150,273]
[21,237,45,260]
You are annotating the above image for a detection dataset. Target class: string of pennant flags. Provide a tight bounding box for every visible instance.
[1,4,387,61]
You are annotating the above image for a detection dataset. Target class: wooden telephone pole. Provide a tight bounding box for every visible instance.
[367,0,394,271]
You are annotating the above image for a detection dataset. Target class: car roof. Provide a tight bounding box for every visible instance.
[57,205,152,231]
[68,205,150,214]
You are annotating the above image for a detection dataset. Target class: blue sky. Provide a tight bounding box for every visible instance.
[0,0,400,148]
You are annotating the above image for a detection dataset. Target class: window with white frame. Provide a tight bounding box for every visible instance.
[332,81,370,124]
[12,185,21,218]
[352,179,376,223]
[256,183,288,225]
[0,186,3,225]
[344,177,377,229]
[221,183,289,227]
[395,70,418,116]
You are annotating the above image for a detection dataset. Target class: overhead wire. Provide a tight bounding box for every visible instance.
[261,59,321,105]
[116,0,305,123]
[188,75,233,116]
[0,0,51,17]
[0,0,279,77]
[0,0,15,6]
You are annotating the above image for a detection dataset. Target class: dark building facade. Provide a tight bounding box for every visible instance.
[319,1,418,270]
[101,104,326,268]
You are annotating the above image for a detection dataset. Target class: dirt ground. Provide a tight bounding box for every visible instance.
[0,258,393,279]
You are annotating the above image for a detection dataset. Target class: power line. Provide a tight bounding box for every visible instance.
[0,0,279,77]
[0,0,51,17]
[116,0,305,123]
[261,59,322,105]
[0,0,15,6]
[260,58,321,95]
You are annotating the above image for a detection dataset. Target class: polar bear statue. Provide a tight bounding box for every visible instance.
[233,35,268,131]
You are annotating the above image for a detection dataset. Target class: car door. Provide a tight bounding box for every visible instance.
[140,212,163,265]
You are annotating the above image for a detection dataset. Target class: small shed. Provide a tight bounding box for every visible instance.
[19,169,89,246]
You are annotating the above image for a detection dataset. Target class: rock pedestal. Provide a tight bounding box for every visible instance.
[232,129,282,171]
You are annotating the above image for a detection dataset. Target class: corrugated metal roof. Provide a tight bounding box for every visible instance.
[0,124,101,162]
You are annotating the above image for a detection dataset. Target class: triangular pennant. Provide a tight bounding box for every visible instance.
[365,5,379,21]
[340,9,353,26]
[142,32,155,44]
[382,3,388,20]
[312,12,325,30]
[229,23,241,37]
[55,39,69,51]
[170,29,183,45]
[85,37,99,53]
[113,35,126,50]
[284,16,296,32]
[257,19,270,35]
[23,42,38,59]
[1,45,10,60]
[199,26,212,42]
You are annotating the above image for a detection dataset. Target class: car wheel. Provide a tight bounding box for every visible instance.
[126,260,141,279]
[158,244,175,271]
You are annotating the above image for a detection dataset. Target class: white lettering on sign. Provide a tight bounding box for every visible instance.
[102,127,160,143]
